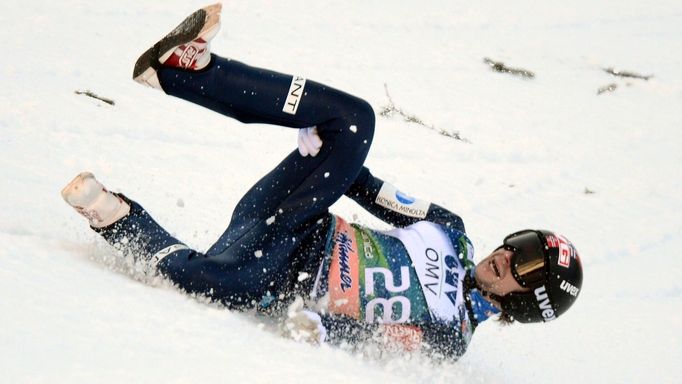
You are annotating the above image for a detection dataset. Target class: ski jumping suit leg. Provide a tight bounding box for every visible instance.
[97,55,375,308]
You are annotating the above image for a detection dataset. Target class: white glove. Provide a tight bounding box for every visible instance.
[282,297,327,345]
[297,126,323,157]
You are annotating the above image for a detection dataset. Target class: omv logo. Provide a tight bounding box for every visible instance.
[395,190,415,205]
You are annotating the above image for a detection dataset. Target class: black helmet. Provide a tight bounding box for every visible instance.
[499,229,583,323]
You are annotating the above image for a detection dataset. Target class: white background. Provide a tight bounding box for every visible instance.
[1,1,681,382]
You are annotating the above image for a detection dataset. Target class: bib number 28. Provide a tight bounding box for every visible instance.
[365,267,411,323]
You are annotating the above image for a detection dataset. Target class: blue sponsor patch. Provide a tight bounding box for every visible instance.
[395,190,416,205]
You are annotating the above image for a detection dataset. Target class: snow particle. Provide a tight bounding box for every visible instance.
[254,250,263,258]
[266,215,276,225]
[324,172,330,178]
[297,272,310,282]
[334,299,349,307]
[349,125,358,133]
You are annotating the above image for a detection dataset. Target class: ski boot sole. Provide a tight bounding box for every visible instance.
[132,3,222,83]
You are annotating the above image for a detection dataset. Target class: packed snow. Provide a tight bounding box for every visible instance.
[1,1,681,383]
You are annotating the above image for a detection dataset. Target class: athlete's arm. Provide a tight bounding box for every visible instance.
[344,167,465,230]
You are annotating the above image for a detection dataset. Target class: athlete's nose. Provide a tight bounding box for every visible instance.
[503,250,513,269]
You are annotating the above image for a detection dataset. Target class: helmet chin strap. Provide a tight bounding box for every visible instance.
[462,273,481,329]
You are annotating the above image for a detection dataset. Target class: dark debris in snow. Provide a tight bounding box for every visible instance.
[74,89,116,105]
[597,67,652,95]
[597,83,618,95]
[483,58,535,79]
[379,84,470,143]
[603,67,652,81]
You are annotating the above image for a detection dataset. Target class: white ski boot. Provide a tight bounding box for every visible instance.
[132,3,222,89]
[61,172,130,228]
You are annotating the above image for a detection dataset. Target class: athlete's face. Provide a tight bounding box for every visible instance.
[475,247,529,304]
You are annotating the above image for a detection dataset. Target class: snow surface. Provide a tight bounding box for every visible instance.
[1,1,681,383]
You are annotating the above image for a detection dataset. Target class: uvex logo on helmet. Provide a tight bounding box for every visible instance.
[534,285,556,321]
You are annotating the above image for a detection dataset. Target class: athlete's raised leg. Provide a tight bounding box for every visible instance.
[135,3,376,231]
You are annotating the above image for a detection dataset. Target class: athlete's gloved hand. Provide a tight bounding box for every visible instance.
[297,126,323,157]
[282,296,327,345]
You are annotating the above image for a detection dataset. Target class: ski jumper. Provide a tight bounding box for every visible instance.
[96,55,497,358]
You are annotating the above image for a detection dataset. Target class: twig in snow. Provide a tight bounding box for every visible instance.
[483,58,535,79]
[597,83,618,95]
[603,67,652,81]
[584,187,596,195]
[379,84,470,143]
[74,89,116,105]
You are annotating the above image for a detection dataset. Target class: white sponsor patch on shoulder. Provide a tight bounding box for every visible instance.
[152,244,189,267]
[282,76,306,115]
[375,182,429,219]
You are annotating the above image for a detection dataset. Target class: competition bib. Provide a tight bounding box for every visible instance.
[383,222,467,322]
[315,217,473,326]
